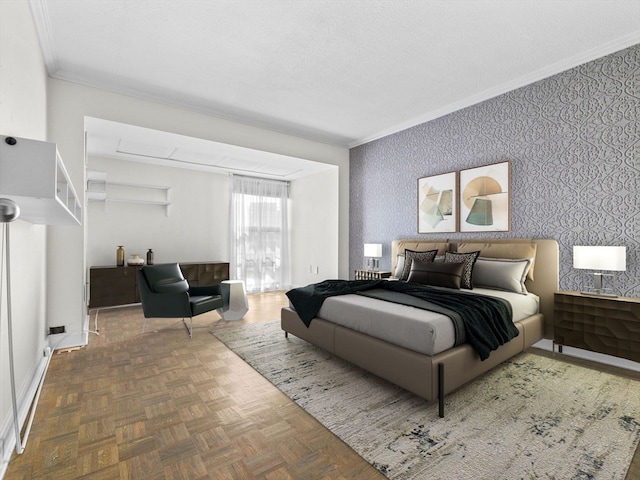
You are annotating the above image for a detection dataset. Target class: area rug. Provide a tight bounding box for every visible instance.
[211,321,640,479]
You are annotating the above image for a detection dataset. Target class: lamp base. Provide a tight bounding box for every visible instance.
[579,291,618,298]
[364,258,380,271]
[579,272,618,298]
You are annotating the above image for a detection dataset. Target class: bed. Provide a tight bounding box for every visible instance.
[281,238,559,416]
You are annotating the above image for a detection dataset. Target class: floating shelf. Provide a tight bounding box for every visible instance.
[87,171,171,216]
[0,135,82,225]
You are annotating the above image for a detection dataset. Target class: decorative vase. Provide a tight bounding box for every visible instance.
[127,254,144,266]
[146,249,154,265]
[116,246,125,266]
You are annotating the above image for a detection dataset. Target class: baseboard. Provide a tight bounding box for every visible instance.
[1,325,90,478]
[0,348,50,479]
[47,329,88,351]
[533,339,640,373]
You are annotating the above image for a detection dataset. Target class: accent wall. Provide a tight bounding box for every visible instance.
[350,44,639,298]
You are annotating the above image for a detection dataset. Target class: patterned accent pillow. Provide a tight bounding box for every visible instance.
[443,251,480,289]
[400,249,438,281]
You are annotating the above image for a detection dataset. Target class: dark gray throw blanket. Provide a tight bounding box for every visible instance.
[285,280,518,360]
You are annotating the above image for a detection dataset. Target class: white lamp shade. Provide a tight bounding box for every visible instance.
[573,246,626,271]
[364,243,382,258]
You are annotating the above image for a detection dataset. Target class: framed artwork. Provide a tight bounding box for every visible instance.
[417,171,458,233]
[459,161,511,232]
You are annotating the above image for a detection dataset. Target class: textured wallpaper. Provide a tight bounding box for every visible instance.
[350,45,639,297]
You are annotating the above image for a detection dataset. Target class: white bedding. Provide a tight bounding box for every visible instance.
[316,288,539,356]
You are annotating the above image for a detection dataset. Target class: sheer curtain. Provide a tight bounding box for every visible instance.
[229,175,290,293]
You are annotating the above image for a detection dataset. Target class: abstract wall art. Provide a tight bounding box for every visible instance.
[417,171,458,233]
[459,161,511,232]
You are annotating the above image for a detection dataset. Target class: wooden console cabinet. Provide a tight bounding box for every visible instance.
[89,262,230,308]
[554,291,640,363]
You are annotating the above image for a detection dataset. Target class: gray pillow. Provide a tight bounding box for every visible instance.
[443,251,480,289]
[400,249,438,281]
[408,260,464,289]
[472,257,532,294]
[394,253,405,278]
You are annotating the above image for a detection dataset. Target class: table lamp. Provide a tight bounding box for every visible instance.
[364,243,382,271]
[573,245,626,297]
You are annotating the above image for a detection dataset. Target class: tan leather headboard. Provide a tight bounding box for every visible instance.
[392,240,450,269]
[391,238,559,335]
[456,241,537,280]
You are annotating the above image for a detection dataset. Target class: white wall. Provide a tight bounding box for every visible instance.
[87,155,340,290]
[290,168,340,287]
[47,78,349,343]
[0,0,49,472]
[87,157,230,267]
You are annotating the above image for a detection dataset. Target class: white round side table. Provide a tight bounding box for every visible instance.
[217,280,248,321]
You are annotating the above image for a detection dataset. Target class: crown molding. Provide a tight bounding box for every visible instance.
[29,0,59,75]
[349,33,640,148]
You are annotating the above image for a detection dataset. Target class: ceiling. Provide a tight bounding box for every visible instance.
[30,0,640,178]
[84,116,335,180]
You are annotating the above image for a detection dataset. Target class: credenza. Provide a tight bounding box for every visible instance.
[88,261,230,308]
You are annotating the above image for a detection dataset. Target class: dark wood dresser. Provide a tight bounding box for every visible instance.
[89,261,229,308]
[554,291,640,363]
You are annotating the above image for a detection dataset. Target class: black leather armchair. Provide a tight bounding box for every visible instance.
[136,263,224,337]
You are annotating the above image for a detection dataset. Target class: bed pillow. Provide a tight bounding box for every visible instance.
[394,253,405,278]
[408,260,464,289]
[400,249,438,281]
[443,251,480,289]
[472,257,532,294]
[457,242,537,281]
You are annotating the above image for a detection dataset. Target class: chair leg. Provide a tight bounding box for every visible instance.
[142,317,149,333]
[182,317,193,338]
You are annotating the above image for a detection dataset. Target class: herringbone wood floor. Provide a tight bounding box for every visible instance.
[4,291,639,479]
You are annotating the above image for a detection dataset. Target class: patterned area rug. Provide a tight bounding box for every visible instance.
[211,321,640,479]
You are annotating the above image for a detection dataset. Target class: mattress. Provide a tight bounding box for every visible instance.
[316,288,539,356]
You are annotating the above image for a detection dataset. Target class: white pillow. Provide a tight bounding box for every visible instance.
[394,254,405,278]
[472,257,532,294]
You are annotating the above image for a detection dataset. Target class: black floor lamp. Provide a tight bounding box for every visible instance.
[0,197,24,454]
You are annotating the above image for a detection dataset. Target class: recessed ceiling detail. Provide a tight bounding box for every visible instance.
[85,117,333,180]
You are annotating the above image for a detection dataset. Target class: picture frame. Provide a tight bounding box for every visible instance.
[417,171,458,233]
[459,160,511,232]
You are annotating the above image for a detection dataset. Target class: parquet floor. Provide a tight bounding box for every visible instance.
[4,292,384,479]
[4,291,639,479]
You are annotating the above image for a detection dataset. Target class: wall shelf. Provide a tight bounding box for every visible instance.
[87,170,171,216]
[0,135,82,225]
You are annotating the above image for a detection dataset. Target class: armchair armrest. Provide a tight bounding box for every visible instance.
[189,285,222,297]
[140,291,191,318]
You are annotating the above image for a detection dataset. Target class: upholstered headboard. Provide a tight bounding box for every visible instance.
[391,238,559,337]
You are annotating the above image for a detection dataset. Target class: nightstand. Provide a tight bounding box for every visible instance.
[354,270,392,280]
[553,291,640,363]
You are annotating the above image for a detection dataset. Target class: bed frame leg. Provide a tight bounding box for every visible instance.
[438,362,444,418]
[285,331,288,338]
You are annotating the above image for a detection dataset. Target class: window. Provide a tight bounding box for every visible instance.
[229,175,289,293]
